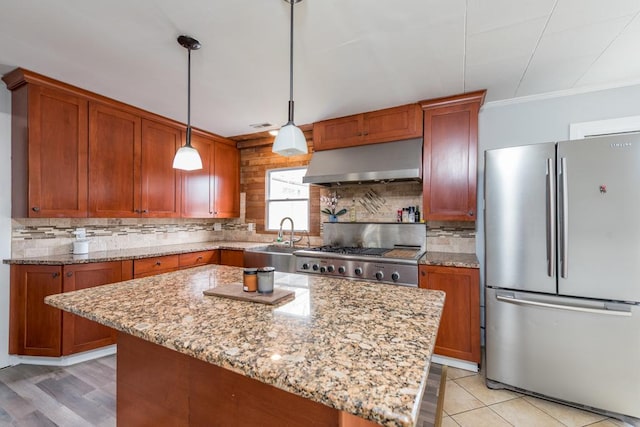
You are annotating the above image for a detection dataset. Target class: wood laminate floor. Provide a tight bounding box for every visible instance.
[0,355,441,427]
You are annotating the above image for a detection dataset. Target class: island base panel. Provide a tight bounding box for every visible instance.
[117,333,381,427]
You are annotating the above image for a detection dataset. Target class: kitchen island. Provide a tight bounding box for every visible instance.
[45,265,445,427]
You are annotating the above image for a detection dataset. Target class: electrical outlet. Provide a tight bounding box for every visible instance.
[213,223,222,231]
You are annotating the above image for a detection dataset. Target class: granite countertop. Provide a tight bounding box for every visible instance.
[2,241,266,265]
[45,266,445,427]
[420,251,479,269]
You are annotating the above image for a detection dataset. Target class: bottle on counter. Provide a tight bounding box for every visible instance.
[243,268,258,292]
[397,209,403,222]
[408,206,415,223]
[415,206,421,223]
[402,208,409,222]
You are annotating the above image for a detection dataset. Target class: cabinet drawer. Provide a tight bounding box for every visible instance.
[179,250,219,268]
[134,255,180,277]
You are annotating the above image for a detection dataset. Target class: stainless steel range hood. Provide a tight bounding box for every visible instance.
[302,138,423,186]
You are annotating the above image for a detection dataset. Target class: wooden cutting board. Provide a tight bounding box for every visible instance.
[203,283,295,305]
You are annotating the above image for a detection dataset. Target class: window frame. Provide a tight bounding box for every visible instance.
[265,166,310,232]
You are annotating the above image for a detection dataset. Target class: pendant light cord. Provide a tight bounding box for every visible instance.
[287,0,295,124]
[186,46,193,147]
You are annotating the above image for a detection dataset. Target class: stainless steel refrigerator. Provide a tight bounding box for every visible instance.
[484,133,640,423]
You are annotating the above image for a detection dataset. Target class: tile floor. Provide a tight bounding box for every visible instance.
[440,365,630,427]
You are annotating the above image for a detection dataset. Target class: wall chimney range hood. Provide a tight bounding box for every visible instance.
[302,138,423,186]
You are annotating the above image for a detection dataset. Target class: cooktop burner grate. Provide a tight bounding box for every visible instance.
[310,246,392,256]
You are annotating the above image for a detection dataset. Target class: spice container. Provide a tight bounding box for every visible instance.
[257,267,275,294]
[243,268,258,292]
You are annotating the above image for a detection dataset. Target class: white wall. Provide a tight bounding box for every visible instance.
[0,85,11,368]
[476,83,640,329]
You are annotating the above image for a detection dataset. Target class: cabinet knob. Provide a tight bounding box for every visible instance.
[32,206,40,212]
[155,261,162,266]
[468,210,475,216]
[363,131,369,136]
[142,209,148,213]
[66,272,73,277]
[134,209,140,214]
[52,272,60,278]
[197,256,203,261]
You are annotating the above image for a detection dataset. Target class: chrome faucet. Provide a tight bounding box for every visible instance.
[277,217,302,247]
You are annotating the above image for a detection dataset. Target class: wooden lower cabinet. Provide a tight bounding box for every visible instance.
[117,333,378,426]
[179,250,220,268]
[220,249,244,267]
[9,262,124,357]
[9,265,63,356]
[133,255,180,278]
[61,262,122,355]
[419,265,480,363]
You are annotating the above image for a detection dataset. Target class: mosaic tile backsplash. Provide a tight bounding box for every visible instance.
[10,186,476,258]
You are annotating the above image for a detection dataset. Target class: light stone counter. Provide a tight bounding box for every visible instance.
[46,265,445,427]
[3,241,265,265]
[420,251,479,269]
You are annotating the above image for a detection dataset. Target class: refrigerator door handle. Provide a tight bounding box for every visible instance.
[559,157,569,278]
[546,158,556,277]
[496,294,632,317]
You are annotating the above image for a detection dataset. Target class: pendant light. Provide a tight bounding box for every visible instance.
[272,0,308,157]
[173,35,203,171]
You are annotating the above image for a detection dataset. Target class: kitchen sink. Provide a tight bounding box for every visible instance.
[243,245,300,273]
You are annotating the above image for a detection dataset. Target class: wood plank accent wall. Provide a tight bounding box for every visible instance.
[234,126,321,236]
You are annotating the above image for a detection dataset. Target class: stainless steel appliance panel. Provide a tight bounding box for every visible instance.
[485,143,557,294]
[558,135,640,303]
[486,288,640,418]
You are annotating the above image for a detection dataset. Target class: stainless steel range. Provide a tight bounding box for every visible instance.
[294,223,426,287]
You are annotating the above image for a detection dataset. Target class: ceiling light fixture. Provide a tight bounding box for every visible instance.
[272,0,308,157]
[173,35,203,171]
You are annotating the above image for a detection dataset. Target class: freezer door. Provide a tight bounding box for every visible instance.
[486,288,640,419]
[558,134,640,302]
[485,143,556,293]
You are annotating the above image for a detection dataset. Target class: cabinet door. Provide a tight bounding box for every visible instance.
[26,85,88,217]
[62,262,121,355]
[220,249,244,267]
[312,114,363,151]
[422,92,483,221]
[9,265,63,356]
[419,265,480,363]
[182,132,214,218]
[214,141,240,218]
[140,119,182,217]
[88,102,142,217]
[363,104,422,144]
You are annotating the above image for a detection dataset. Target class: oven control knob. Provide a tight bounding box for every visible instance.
[327,265,335,273]
[391,272,400,281]
[320,266,327,273]
[354,267,363,276]
[375,271,384,280]
[302,263,310,270]
[338,266,346,274]
[312,264,319,271]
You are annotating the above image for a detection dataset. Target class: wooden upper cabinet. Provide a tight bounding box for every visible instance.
[313,104,422,151]
[140,119,182,217]
[88,102,142,217]
[420,91,485,221]
[214,141,240,218]
[419,265,480,363]
[182,131,240,218]
[182,132,215,218]
[61,262,121,355]
[6,80,89,218]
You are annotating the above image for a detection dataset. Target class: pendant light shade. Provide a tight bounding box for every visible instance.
[272,0,308,157]
[173,35,203,171]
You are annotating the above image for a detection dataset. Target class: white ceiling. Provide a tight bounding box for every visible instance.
[1,0,639,138]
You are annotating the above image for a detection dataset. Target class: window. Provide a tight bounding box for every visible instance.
[266,167,309,231]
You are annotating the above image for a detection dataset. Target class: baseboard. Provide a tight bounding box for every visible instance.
[432,354,478,372]
[8,345,117,367]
